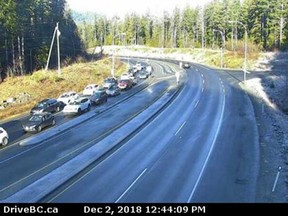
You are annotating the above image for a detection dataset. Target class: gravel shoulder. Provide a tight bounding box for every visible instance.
[244,52,288,202]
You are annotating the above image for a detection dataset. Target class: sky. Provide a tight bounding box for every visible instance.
[66,0,213,17]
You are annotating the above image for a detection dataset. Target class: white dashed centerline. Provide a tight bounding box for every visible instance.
[194,100,200,108]
[175,121,187,136]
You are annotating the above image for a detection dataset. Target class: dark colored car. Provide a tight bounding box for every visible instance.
[89,91,108,105]
[106,85,121,97]
[23,112,56,132]
[118,79,133,90]
[183,63,190,69]
[30,98,64,114]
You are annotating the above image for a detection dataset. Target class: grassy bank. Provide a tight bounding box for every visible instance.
[104,45,260,70]
[0,58,128,121]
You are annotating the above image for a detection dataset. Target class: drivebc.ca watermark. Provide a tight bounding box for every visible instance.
[2,205,58,214]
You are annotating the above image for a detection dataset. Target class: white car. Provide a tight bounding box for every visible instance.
[83,84,98,96]
[57,91,79,105]
[120,73,130,80]
[146,65,152,75]
[63,97,91,115]
[0,127,9,146]
[135,63,142,71]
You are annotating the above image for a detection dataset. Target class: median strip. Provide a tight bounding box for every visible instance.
[3,87,179,203]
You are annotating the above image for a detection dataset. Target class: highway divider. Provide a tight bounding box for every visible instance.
[4,85,182,202]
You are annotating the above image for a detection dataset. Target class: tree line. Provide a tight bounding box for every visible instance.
[0,0,84,81]
[1,0,287,81]
[77,0,288,52]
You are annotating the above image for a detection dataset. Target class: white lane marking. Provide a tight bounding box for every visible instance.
[47,130,140,202]
[187,85,226,203]
[196,69,199,72]
[202,87,204,93]
[194,100,200,108]
[202,79,205,84]
[175,121,186,136]
[115,168,147,203]
[201,74,204,78]
[0,144,42,165]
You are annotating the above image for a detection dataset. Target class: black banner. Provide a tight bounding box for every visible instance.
[0,203,287,215]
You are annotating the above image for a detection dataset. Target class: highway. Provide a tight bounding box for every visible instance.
[44,64,258,203]
[0,60,177,199]
[0,59,259,203]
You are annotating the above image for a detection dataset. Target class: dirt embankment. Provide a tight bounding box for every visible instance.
[245,52,288,202]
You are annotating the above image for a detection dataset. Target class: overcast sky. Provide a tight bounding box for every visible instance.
[66,0,212,17]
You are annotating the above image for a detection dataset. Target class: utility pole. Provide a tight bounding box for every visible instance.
[280,3,284,45]
[213,29,225,68]
[56,22,61,76]
[201,8,205,49]
[45,22,61,76]
[229,21,247,82]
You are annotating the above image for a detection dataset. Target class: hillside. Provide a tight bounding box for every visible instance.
[0,58,127,121]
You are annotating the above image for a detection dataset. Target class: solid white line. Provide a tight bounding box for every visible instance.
[175,121,186,136]
[187,85,226,203]
[194,100,200,108]
[0,145,40,165]
[115,168,147,203]
[272,166,282,192]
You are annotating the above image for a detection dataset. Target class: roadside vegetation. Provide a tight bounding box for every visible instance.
[0,58,127,121]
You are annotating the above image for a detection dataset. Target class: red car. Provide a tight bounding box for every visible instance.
[118,79,133,90]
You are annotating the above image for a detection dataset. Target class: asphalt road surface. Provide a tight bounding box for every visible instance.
[44,63,259,203]
[0,59,259,202]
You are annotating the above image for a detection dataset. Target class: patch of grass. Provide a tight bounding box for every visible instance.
[0,58,128,121]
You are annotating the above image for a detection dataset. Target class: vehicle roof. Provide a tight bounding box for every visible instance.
[72,96,89,102]
[85,84,97,87]
[30,112,52,116]
[39,98,56,103]
[62,91,77,94]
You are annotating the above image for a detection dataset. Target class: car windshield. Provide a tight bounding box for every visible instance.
[29,115,42,121]
[60,94,69,98]
[108,86,116,90]
[35,102,47,108]
[105,78,113,83]
[69,100,80,105]
[85,86,92,89]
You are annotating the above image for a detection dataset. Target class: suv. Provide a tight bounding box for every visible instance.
[0,127,9,146]
[83,84,98,96]
[118,79,133,90]
[30,98,63,114]
[63,97,91,115]
[57,91,79,105]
